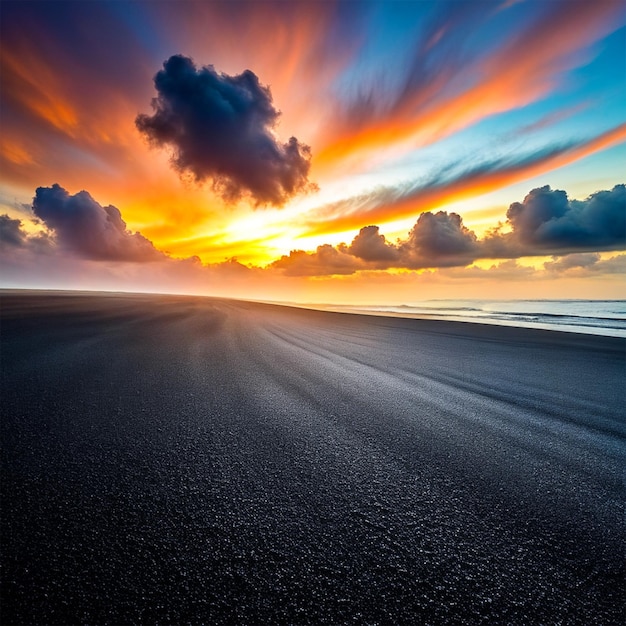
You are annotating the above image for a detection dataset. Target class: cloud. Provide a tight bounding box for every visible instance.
[272,184,625,276]
[3,182,624,291]
[271,210,480,276]
[270,244,364,277]
[535,185,625,248]
[136,55,315,206]
[437,259,537,281]
[348,225,400,263]
[543,252,626,276]
[543,253,602,272]
[400,211,479,268]
[590,254,626,274]
[0,214,27,247]
[0,214,54,254]
[32,184,164,262]
[486,184,626,255]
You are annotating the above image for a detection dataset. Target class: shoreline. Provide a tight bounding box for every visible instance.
[278,302,626,338]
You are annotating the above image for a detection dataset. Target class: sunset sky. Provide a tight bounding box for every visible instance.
[1,0,625,303]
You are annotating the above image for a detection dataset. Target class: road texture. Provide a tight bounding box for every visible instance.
[1,292,625,624]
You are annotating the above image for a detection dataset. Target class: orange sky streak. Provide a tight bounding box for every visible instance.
[304,123,626,237]
[314,0,622,172]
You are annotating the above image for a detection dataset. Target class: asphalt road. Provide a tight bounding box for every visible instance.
[2,292,625,624]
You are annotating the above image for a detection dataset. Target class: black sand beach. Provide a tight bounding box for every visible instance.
[1,292,624,624]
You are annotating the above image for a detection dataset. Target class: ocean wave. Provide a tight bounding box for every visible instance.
[326,300,626,337]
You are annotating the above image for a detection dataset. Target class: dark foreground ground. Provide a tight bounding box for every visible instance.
[1,292,624,625]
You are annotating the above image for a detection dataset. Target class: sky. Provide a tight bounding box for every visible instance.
[1,0,625,303]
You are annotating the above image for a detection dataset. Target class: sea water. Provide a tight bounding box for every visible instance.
[316,300,626,337]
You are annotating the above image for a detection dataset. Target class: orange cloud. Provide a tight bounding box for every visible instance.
[1,47,79,136]
[0,138,36,166]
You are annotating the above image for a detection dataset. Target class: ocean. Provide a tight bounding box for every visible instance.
[308,300,626,338]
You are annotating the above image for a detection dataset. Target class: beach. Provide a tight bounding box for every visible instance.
[1,291,624,624]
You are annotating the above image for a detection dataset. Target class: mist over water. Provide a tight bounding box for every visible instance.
[313,300,626,337]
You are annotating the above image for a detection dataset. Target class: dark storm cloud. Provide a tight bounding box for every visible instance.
[32,184,164,262]
[0,214,26,247]
[355,211,481,270]
[348,225,400,262]
[0,214,54,254]
[485,184,626,255]
[136,55,314,206]
[400,211,479,268]
[342,211,480,272]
